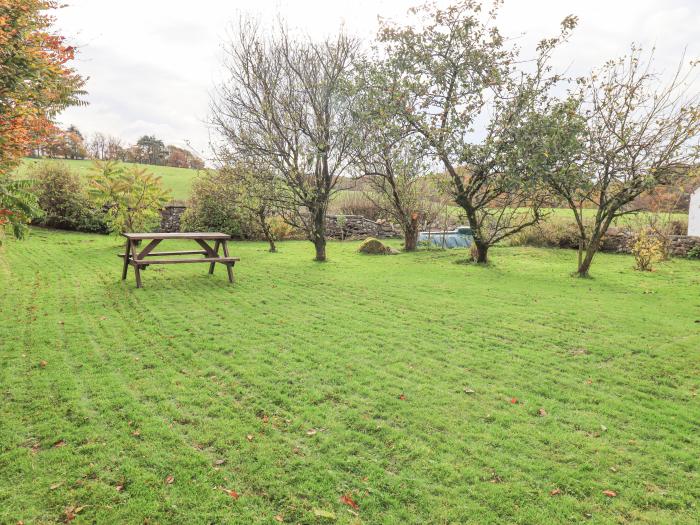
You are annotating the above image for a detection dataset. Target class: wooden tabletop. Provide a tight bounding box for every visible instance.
[122,232,231,240]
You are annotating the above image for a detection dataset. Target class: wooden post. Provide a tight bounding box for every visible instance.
[209,240,221,275]
[130,239,143,288]
[121,238,131,280]
[222,240,234,283]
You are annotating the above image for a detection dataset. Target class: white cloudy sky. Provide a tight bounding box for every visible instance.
[55,0,700,161]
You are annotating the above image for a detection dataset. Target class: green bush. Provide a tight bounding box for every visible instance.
[509,220,580,249]
[30,162,107,233]
[180,169,259,239]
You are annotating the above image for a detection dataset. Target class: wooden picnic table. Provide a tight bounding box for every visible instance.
[120,232,239,288]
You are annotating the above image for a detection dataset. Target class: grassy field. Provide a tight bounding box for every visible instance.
[1,229,699,523]
[15,158,200,201]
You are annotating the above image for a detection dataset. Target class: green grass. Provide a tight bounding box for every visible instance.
[1,229,699,524]
[14,158,200,201]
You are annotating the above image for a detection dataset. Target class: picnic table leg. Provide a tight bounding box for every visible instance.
[121,238,131,280]
[209,240,221,275]
[130,240,143,288]
[222,240,234,283]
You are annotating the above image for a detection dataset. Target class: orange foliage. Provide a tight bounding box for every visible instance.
[0,0,85,175]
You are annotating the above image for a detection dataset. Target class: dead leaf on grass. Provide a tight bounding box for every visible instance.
[340,494,359,510]
[550,488,561,496]
[602,490,617,497]
[246,434,254,442]
[164,475,174,485]
[538,408,548,417]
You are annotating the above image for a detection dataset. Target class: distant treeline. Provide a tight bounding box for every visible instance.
[28,125,205,170]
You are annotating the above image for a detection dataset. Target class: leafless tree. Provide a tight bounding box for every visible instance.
[211,19,358,261]
[105,135,124,161]
[89,132,107,160]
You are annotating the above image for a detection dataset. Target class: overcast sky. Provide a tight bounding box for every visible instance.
[55,0,700,161]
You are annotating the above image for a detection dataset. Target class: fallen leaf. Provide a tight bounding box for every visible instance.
[340,494,359,510]
[398,394,406,401]
[116,484,124,492]
[131,430,141,437]
[222,488,239,499]
[50,482,63,490]
[63,505,85,522]
[40,360,48,368]
[99,316,107,321]
[610,466,618,473]
[602,490,617,498]
[164,475,174,485]
[313,509,336,519]
[53,440,66,448]
[550,488,561,496]
[538,408,548,417]
[274,515,284,522]
[306,429,317,436]
[510,397,518,404]
[261,415,270,423]
[246,434,254,442]
[463,388,476,394]
[214,459,226,466]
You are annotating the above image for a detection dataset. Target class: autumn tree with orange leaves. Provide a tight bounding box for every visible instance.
[0,0,85,239]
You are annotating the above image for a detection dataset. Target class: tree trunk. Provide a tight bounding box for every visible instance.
[259,213,276,253]
[474,239,489,263]
[577,215,615,277]
[311,207,327,262]
[403,213,419,252]
[313,237,326,261]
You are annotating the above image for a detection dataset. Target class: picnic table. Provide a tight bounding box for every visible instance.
[120,232,239,288]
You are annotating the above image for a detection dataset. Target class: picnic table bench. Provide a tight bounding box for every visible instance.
[120,232,239,288]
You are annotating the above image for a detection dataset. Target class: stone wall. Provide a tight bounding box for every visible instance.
[159,205,187,233]
[668,235,700,257]
[325,214,398,240]
[598,229,700,257]
[158,207,399,239]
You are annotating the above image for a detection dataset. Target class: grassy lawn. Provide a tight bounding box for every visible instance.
[14,158,200,201]
[1,229,699,524]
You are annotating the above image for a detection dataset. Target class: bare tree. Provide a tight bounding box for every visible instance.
[211,19,358,261]
[376,0,576,263]
[541,47,700,276]
[89,132,107,160]
[106,135,124,161]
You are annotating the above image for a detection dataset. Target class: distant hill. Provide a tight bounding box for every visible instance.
[14,158,201,201]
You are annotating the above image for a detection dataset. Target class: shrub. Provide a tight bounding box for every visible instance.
[508,219,580,249]
[89,161,170,234]
[180,169,260,239]
[333,191,383,221]
[686,245,700,260]
[268,216,298,240]
[30,162,107,233]
[1,177,42,242]
[632,229,664,271]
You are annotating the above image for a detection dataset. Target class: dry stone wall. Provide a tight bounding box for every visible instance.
[158,206,399,239]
